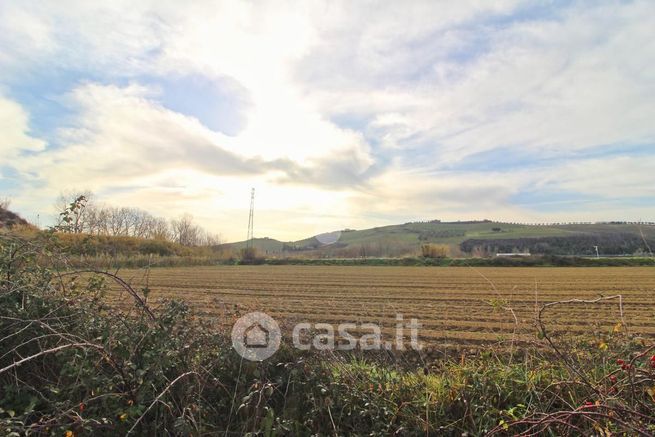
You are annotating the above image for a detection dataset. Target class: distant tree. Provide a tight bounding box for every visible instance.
[461,234,655,256]
[150,217,171,241]
[420,243,450,258]
[199,230,223,246]
[359,243,373,258]
[171,214,207,246]
[240,247,261,264]
[53,191,221,246]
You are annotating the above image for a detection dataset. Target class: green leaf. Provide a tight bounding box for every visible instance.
[263,408,274,437]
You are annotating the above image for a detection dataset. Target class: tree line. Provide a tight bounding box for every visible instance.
[460,233,654,256]
[56,192,222,247]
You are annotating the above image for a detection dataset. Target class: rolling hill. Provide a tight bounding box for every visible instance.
[220,220,655,258]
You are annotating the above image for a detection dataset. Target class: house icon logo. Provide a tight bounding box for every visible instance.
[231,312,281,361]
[244,322,269,348]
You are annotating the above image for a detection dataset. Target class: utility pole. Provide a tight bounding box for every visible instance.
[246,188,255,250]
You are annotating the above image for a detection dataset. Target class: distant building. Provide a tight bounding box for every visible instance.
[496,252,531,257]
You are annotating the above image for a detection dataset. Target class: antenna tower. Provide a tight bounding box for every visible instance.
[246,188,255,249]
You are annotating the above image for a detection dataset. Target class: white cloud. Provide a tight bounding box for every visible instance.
[303,1,655,163]
[12,83,259,188]
[0,2,55,78]
[0,95,45,158]
[347,165,527,222]
[540,155,655,198]
[6,82,373,240]
[1,1,654,240]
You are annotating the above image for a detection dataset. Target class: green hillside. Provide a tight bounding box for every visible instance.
[221,220,655,258]
[220,237,285,254]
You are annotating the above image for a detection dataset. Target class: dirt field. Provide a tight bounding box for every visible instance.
[108,266,655,351]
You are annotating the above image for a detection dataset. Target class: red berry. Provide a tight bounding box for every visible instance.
[649,355,655,362]
[616,359,625,365]
[609,375,617,383]
[584,401,594,407]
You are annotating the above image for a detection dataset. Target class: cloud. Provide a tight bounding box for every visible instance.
[2,80,372,237]
[0,95,46,158]
[539,155,655,199]
[303,1,655,163]
[9,82,373,199]
[298,1,521,88]
[346,166,526,222]
[0,2,55,78]
[12,83,262,187]
[1,1,654,240]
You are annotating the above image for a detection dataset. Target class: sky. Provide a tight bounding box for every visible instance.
[1,0,654,242]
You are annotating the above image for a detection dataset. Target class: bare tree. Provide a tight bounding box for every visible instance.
[126,208,150,238]
[94,206,110,235]
[0,198,10,210]
[53,191,220,246]
[171,214,200,246]
[84,204,108,235]
[197,229,223,246]
[106,207,128,236]
[150,217,171,241]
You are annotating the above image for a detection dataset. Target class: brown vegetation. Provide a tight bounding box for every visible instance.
[420,243,450,258]
[0,203,34,230]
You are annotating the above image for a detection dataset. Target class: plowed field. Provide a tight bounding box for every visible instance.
[107,266,655,352]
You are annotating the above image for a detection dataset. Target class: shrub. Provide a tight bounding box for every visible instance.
[420,243,450,258]
[239,247,264,264]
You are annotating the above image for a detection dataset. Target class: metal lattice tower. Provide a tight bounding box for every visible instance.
[246,188,255,249]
